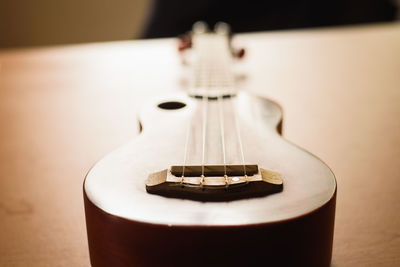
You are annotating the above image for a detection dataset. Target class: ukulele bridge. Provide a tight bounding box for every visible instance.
[146,165,283,202]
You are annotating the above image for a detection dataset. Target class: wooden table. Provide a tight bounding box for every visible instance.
[0,23,399,266]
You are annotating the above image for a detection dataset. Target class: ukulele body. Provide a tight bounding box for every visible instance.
[84,92,336,267]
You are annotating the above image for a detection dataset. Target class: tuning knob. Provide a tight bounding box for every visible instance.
[234,48,246,59]
[178,34,192,52]
[192,21,209,34]
[214,22,231,35]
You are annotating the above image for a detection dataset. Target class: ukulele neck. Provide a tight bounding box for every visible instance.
[188,23,236,99]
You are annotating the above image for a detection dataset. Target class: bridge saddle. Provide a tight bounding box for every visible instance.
[146,165,283,202]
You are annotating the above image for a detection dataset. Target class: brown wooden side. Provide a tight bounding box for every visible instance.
[84,190,336,267]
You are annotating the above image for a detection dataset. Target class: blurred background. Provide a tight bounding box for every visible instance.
[0,0,150,48]
[1,0,399,48]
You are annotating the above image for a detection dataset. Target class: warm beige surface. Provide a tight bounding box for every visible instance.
[0,22,399,266]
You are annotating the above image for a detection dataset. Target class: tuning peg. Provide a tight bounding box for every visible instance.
[178,34,192,52]
[192,21,209,34]
[233,48,246,59]
[214,22,231,35]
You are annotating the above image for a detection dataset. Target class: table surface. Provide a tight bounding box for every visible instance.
[0,22,399,267]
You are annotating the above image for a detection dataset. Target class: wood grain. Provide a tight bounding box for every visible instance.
[0,22,399,266]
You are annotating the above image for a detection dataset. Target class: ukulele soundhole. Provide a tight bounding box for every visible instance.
[146,165,283,202]
[157,101,186,110]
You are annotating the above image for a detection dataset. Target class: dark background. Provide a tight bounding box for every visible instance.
[1,0,398,48]
[143,0,398,38]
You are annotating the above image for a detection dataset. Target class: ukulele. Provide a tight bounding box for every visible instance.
[84,22,336,267]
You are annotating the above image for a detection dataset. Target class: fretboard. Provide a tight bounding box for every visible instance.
[189,32,235,98]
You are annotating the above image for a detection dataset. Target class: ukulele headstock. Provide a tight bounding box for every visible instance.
[178,21,245,59]
[177,22,246,99]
